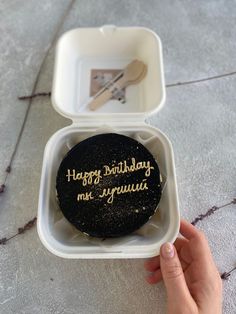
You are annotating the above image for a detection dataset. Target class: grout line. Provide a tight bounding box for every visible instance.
[166,71,236,88]
[18,92,51,100]
[18,69,236,101]
[1,0,76,190]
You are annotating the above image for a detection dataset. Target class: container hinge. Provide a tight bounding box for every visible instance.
[71,116,146,127]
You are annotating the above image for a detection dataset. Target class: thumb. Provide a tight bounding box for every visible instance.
[160,242,192,303]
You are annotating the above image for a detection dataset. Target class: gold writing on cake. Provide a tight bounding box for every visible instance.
[76,179,149,204]
[99,179,148,204]
[103,158,154,177]
[66,158,154,185]
[66,158,155,204]
[66,169,102,186]
[77,192,94,201]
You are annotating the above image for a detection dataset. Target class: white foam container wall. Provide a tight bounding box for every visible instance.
[51,26,166,119]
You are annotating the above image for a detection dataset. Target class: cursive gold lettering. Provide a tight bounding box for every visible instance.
[103,158,154,177]
[66,169,102,186]
[77,191,94,202]
[99,179,149,204]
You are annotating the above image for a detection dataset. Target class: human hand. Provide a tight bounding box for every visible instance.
[144,220,222,314]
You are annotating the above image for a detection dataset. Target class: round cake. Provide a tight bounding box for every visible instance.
[56,133,162,238]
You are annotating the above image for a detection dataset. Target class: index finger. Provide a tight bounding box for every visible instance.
[180,219,202,240]
[180,219,212,262]
[179,219,220,285]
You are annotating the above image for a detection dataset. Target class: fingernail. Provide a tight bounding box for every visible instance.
[161,242,174,259]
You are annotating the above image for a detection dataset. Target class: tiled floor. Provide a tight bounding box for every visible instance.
[0,1,235,313]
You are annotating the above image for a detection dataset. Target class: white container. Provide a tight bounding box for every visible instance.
[37,26,180,259]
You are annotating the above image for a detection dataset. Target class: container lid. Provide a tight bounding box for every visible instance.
[52,26,166,124]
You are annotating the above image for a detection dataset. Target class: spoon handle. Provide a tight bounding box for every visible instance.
[89,75,128,110]
[89,89,113,110]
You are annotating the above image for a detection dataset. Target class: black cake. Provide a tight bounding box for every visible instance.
[56,133,162,238]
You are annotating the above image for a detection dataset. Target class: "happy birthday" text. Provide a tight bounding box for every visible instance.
[66,157,154,186]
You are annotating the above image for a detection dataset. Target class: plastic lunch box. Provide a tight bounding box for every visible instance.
[37,25,180,259]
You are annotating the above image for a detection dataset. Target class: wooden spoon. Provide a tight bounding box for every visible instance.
[89,60,146,111]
